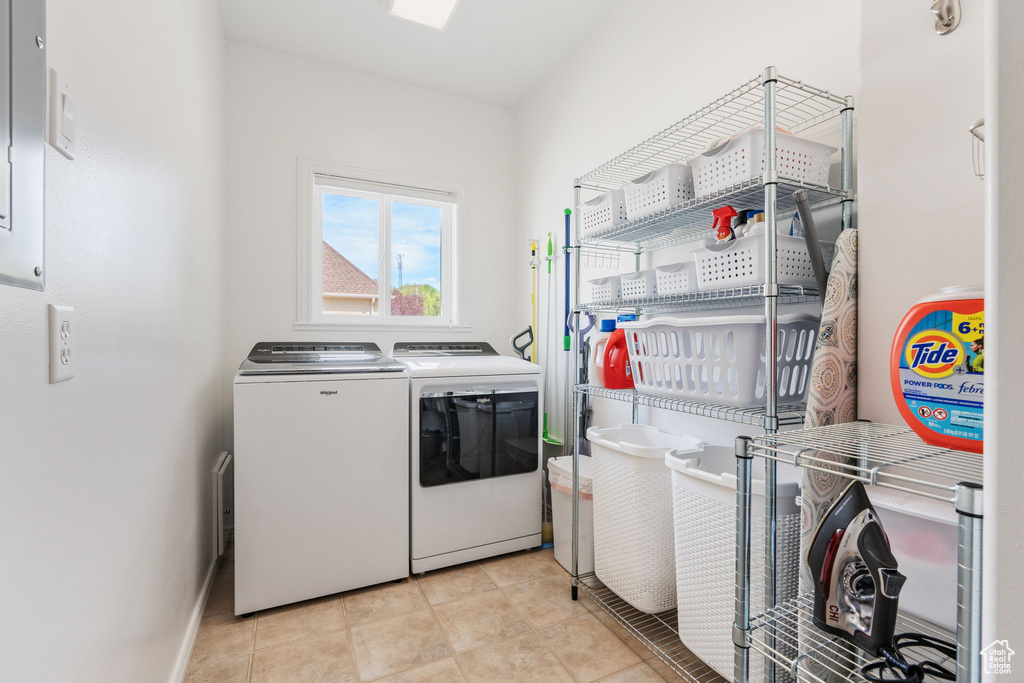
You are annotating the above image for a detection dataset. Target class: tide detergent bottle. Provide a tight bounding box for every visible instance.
[890,286,984,453]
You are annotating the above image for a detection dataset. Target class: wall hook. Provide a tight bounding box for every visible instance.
[931,0,961,36]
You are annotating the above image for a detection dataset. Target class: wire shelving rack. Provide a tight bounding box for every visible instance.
[747,594,956,683]
[566,67,856,682]
[735,424,983,682]
[580,178,845,252]
[577,573,726,682]
[578,284,820,315]
[574,385,806,428]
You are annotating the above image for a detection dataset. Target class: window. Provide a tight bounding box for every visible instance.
[298,160,463,328]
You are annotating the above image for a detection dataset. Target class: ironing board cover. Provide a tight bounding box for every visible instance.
[798,228,859,681]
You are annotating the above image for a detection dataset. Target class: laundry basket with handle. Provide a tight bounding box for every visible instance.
[666,447,801,681]
[588,424,702,614]
[620,313,819,408]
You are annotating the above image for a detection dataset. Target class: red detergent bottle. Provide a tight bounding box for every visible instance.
[603,328,634,390]
[890,286,984,453]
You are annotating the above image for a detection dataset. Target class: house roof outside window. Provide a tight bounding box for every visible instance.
[322,241,378,296]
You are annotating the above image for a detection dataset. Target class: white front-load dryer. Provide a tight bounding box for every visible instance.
[233,342,409,615]
[391,342,542,573]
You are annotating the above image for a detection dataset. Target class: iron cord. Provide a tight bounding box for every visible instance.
[861,633,957,682]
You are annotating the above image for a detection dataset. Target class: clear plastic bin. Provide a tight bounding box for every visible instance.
[870,486,958,632]
[548,455,594,575]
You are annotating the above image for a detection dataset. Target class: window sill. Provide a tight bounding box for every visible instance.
[294,321,473,333]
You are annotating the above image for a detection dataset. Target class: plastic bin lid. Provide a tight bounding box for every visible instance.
[548,455,593,484]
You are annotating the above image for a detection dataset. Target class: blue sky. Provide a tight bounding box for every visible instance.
[323,195,441,289]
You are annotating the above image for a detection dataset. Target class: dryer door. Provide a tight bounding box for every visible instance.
[419,388,538,487]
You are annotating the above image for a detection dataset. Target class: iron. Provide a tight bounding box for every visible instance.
[807,481,907,657]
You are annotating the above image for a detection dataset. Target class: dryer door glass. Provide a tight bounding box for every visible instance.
[419,389,538,487]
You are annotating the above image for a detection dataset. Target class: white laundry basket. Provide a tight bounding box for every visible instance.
[588,424,702,613]
[666,447,801,681]
[579,189,628,236]
[620,270,657,300]
[589,276,622,302]
[622,163,695,219]
[654,262,697,295]
[692,231,835,291]
[689,129,836,196]
[620,313,819,408]
[548,456,594,575]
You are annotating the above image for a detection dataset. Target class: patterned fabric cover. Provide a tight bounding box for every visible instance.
[798,229,859,680]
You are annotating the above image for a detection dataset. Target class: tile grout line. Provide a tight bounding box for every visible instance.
[414,568,472,682]
[337,584,365,682]
[489,552,584,683]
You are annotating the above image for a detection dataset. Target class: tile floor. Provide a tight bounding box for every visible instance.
[185,546,685,682]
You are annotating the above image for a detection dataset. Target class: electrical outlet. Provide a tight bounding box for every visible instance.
[48,304,74,383]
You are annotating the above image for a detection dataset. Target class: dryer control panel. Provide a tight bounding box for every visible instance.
[392,342,497,357]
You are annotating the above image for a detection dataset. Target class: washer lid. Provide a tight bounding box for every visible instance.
[238,342,406,375]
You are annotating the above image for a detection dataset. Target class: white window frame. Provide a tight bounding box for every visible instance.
[296,158,468,331]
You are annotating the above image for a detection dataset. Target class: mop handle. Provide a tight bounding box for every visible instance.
[563,209,571,350]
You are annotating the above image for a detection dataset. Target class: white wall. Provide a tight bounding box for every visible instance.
[858,0,985,425]
[223,42,519,425]
[0,1,226,681]
[516,0,860,444]
[984,0,1024,655]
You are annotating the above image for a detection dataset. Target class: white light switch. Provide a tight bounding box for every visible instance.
[47,68,74,160]
[48,304,74,383]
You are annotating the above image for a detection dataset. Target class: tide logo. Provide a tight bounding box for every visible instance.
[906,330,964,378]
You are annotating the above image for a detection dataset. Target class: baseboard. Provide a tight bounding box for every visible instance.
[168,557,219,683]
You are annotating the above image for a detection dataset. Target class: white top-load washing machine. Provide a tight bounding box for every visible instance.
[233,342,409,615]
[391,342,542,573]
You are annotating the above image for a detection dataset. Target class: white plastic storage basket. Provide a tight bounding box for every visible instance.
[548,456,594,575]
[620,313,819,408]
[692,231,835,291]
[620,270,657,300]
[666,448,801,681]
[589,276,622,302]
[588,424,702,614]
[622,163,695,220]
[689,129,837,196]
[653,262,697,296]
[579,189,628,236]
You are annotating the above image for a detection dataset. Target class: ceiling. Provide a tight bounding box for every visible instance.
[217,0,624,108]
